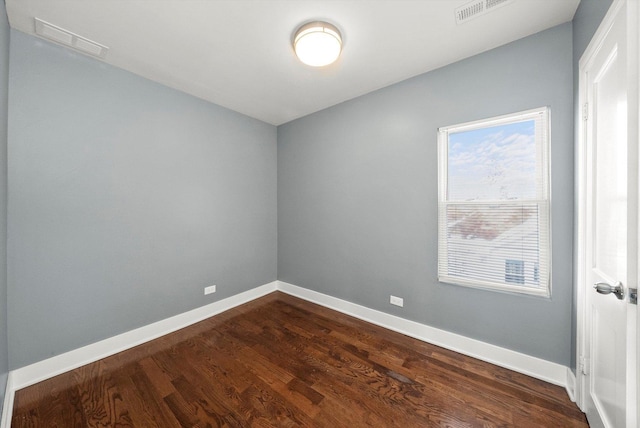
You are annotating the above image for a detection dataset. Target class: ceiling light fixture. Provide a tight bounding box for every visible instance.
[293,21,342,67]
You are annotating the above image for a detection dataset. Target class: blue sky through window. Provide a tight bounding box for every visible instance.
[448,120,537,201]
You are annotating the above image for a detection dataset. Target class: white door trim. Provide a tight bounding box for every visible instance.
[576,1,639,426]
[632,1,640,426]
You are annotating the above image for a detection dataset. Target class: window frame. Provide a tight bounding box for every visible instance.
[437,107,551,297]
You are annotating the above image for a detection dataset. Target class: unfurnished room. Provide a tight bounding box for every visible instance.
[0,0,638,427]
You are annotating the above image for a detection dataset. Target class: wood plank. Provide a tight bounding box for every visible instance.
[12,292,588,427]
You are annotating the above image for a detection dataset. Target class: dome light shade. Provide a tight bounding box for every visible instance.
[293,21,342,67]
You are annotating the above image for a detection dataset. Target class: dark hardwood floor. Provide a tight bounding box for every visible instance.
[12,292,588,427]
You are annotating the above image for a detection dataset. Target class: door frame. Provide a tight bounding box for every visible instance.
[575,0,639,425]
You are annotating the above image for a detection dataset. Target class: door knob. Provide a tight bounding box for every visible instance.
[593,282,625,300]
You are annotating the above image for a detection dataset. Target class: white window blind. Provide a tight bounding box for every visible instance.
[437,107,551,297]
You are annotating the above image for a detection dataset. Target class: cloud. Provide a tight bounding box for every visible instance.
[448,121,538,200]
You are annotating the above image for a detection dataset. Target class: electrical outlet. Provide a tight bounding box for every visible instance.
[390,295,404,307]
[204,285,216,295]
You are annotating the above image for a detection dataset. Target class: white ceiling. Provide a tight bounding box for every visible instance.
[5,0,580,125]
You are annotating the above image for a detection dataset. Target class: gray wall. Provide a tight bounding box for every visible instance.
[1,1,614,378]
[570,0,614,372]
[573,0,614,69]
[0,0,9,414]
[7,30,277,369]
[278,23,574,365]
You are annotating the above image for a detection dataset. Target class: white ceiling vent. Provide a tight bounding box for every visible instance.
[34,18,109,58]
[455,0,514,24]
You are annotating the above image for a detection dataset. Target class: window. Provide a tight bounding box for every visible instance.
[437,107,550,297]
[505,259,525,284]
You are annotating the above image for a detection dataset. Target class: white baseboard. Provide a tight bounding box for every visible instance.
[2,278,571,426]
[0,372,14,428]
[565,367,577,402]
[10,281,278,391]
[277,280,569,387]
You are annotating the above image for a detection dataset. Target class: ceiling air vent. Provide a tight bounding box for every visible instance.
[455,0,514,25]
[34,18,109,58]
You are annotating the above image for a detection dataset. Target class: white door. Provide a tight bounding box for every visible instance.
[579,0,638,427]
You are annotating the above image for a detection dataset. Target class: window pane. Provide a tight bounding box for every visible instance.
[448,120,537,201]
[443,203,542,289]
